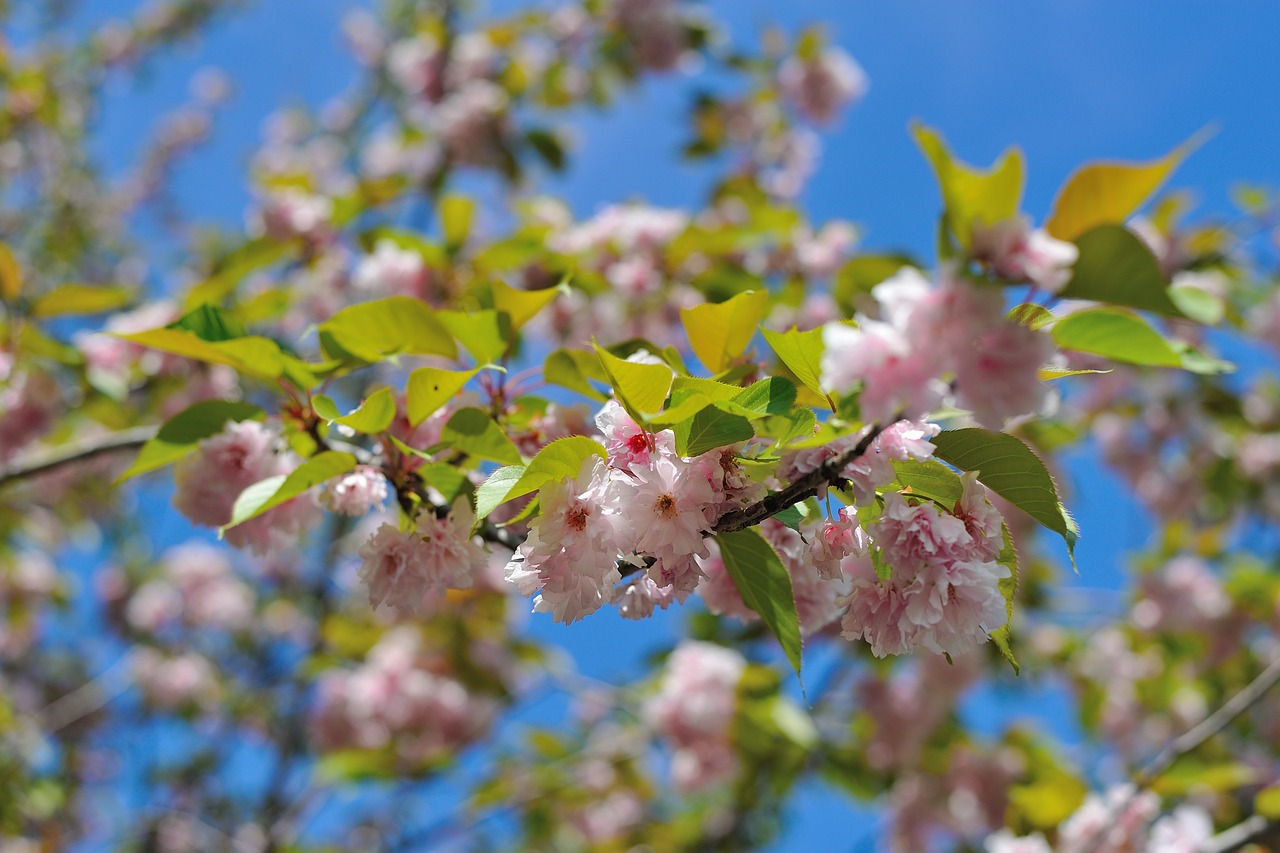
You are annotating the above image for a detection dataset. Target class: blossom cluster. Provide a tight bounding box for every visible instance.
[985,785,1212,853]
[312,625,500,766]
[821,267,1057,427]
[644,640,746,791]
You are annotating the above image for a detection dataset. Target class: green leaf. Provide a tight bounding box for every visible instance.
[1256,785,1280,820]
[475,465,527,521]
[716,528,803,676]
[406,367,478,425]
[440,193,474,250]
[510,436,607,500]
[932,428,1078,568]
[29,284,132,318]
[318,297,457,364]
[0,243,20,301]
[416,462,471,504]
[491,279,564,331]
[911,122,1024,246]
[1046,131,1204,242]
[116,329,285,381]
[889,458,964,505]
[674,405,755,456]
[478,437,608,520]
[441,408,522,465]
[544,349,608,401]
[1051,307,1182,368]
[117,400,264,482]
[1169,282,1225,325]
[732,377,797,417]
[761,326,830,408]
[1006,303,1056,330]
[594,344,674,422]
[680,289,769,373]
[1058,225,1180,315]
[223,451,357,531]
[168,304,247,341]
[326,387,395,434]
[437,309,511,364]
[990,521,1020,675]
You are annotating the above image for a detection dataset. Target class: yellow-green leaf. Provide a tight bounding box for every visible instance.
[318,297,457,365]
[117,400,264,483]
[491,279,564,331]
[325,387,396,434]
[0,244,20,301]
[1045,131,1206,242]
[911,122,1024,246]
[680,289,769,373]
[406,367,478,426]
[594,344,674,422]
[30,285,133,318]
[761,326,830,409]
[223,451,357,531]
[117,329,285,382]
[441,408,522,465]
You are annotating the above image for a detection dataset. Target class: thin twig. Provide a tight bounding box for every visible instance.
[0,425,156,488]
[1201,814,1279,853]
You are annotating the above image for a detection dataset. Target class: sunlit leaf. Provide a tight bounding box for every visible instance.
[117,400,265,483]
[716,528,803,676]
[680,289,769,373]
[223,451,357,531]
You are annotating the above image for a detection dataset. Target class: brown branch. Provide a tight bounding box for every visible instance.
[711,419,893,535]
[0,426,156,489]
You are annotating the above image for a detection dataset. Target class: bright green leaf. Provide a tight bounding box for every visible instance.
[437,309,510,364]
[223,451,357,531]
[680,289,769,373]
[318,297,457,364]
[476,465,527,521]
[407,367,479,425]
[440,193,474,250]
[594,344,674,421]
[674,405,754,456]
[168,304,247,341]
[117,329,285,382]
[329,387,396,434]
[491,279,564,331]
[29,285,132,318]
[117,400,264,483]
[1051,308,1182,368]
[761,326,830,408]
[716,528,803,676]
[932,428,1078,568]
[544,349,608,401]
[441,408,522,465]
[1058,226,1181,315]
[911,122,1024,246]
[497,436,609,510]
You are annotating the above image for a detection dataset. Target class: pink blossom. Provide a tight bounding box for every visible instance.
[806,506,867,580]
[132,648,218,710]
[1147,805,1213,853]
[250,189,333,242]
[612,0,688,71]
[172,420,321,555]
[871,492,971,575]
[840,554,919,657]
[611,453,715,594]
[357,498,485,612]
[695,545,757,622]
[778,47,868,125]
[970,215,1078,293]
[764,520,850,634]
[821,319,947,423]
[984,830,1051,853]
[605,255,663,298]
[325,466,389,517]
[644,641,745,792]
[351,239,427,298]
[434,80,511,169]
[595,400,668,471]
[903,559,1009,656]
[951,317,1055,428]
[1057,785,1160,853]
[506,457,622,623]
[0,371,59,461]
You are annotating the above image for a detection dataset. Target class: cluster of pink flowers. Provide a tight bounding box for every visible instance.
[643,641,745,792]
[350,239,430,301]
[842,472,1009,657]
[249,188,333,242]
[357,498,488,613]
[970,215,1079,293]
[0,370,58,462]
[126,542,255,634]
[0,552,57,659]
[611,0,689,72]
[324,465,389,517]
[312,625,499,765]
[985,785,1212,853]
[776,418,940,503]
[821,267,1055,426]
[505,401,765,624]
[173,420,321,554]
[131,648,219,711]
[777,46,868,126]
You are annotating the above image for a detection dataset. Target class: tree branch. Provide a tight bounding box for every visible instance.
[0,426,156,489]
[1202,815,1280,853]
[712,419,893,535]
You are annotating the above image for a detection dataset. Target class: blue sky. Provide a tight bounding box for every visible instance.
[63,0,1280,848]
